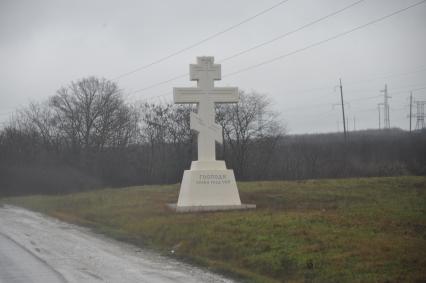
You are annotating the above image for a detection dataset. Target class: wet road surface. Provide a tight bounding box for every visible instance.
[0,205,234,283]
[0,233,65,283]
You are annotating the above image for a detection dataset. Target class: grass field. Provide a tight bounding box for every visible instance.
[2,176,426,282]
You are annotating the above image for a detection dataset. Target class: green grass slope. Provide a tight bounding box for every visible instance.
[3,176,426,282]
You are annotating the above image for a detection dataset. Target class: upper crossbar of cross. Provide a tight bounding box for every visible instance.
[173,57,239,161]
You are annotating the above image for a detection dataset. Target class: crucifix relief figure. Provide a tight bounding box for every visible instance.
[174,57,239,162]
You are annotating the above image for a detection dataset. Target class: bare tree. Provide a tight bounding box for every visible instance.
[139,102,172,182]
[217,91,285,179]
[49,77,136,152]
[15,102,63,151]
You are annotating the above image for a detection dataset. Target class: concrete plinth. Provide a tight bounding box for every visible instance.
[167,161,255,212]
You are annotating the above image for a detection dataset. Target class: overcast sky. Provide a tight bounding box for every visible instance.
[1,0,425,134]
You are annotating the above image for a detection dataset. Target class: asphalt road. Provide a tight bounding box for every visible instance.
[0,232,66,283]
[0,205,233,283]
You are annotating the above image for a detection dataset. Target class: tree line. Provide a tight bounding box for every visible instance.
[0,76,425,196]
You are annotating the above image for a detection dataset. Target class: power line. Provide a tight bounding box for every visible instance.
[355,107,377,113]
[414,100,426,129]
[129,0,426,99]
[390,86,426,96]
[347,94,382,103]
[112,0,291,81]
[128,0,365,96]
[224,0,426,78]
[290,105,382,124]
[129,73,188,97]
[273,66,426,95]
[339,78,347,141]
[135,92,171,104]
[391,106,407,111]
[134,84,426,116]
[133,64,426,100]
[343,66,426,87]
[218,0,365,63]
[136,81,426,118]
[349,83,426,96]
[380,84,391,128]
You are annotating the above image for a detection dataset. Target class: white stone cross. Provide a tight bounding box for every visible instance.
[174,57,239,162]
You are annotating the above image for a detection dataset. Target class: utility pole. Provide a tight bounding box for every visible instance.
[380,84,391,129]
[409,92,413,132]
[377,103,382,129]
[339,78,347,141]
[414,100,426,130]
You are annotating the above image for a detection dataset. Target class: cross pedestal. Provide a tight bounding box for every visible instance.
[168,57,255,212]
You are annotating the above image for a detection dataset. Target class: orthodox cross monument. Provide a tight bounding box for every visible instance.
[170,56,255,212]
